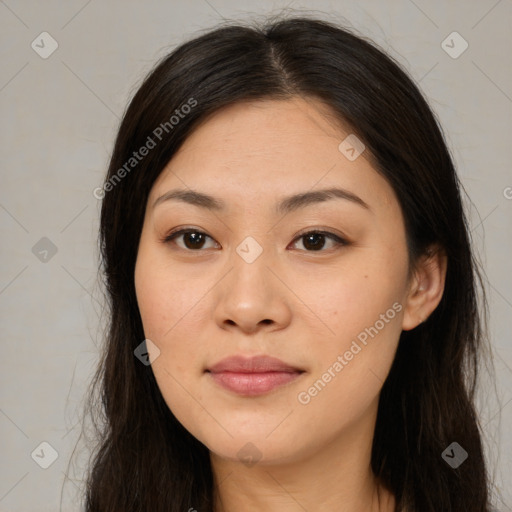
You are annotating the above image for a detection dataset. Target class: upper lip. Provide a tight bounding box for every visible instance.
[207,355,303,374]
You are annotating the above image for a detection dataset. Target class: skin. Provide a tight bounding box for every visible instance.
[134,97,447,512]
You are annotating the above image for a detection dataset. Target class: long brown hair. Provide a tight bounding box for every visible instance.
[80,15,492,511]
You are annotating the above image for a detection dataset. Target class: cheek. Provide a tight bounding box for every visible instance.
[293,286,403,441]
[134,249,213,397]
[135,255,213,438]
[135,248,203,344]
[291,253,407,355]
[290,253,406,416]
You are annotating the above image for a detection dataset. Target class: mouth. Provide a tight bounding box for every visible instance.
[205,355,305,396]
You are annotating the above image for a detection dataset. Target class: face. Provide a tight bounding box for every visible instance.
[134,97,416,466]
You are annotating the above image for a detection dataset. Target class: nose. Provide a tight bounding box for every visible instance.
[212,247,292,335]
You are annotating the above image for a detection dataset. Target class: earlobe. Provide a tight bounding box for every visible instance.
[401,245,447,331]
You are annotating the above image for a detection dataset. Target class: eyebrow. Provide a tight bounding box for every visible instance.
[152,187,371,214]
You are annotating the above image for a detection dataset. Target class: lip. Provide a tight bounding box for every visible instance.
[206,355,304,396]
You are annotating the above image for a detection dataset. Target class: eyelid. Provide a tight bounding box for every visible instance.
[161,226,219,248]
[161,226,350,251]
[292,227,349,243]
[289,229,349,252]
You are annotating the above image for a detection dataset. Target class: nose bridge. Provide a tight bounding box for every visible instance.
[213,232,290,332]
[235,235,266,266]
[229,234,273,302]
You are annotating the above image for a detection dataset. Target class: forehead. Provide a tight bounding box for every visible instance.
[150,98,397,215]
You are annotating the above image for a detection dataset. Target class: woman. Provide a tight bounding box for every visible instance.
[83,15,492,511]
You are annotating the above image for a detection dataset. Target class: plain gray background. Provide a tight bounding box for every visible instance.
[0,1,511,510]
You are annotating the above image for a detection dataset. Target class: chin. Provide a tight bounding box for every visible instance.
[190,419,317,467]
[205,437,302,466]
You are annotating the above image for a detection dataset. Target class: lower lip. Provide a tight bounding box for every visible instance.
[208,371,302,396]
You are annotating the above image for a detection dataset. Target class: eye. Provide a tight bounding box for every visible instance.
[289,230,348,252]
[163,228,348,253]
[163,228,219,250]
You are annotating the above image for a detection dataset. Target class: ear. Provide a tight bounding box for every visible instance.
[402,245,447,331]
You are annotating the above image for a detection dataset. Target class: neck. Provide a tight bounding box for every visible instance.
[209,402,395,512]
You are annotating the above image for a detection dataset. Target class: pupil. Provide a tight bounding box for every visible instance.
[185,232,204,249]
[304,233,324,251]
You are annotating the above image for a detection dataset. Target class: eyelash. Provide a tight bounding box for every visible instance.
[161,227,349,253]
